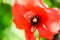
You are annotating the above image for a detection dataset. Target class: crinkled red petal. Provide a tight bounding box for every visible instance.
[25,29,36,40]
[37,25,53,40]
[45,8,60,35]
[25,4,49,23]
[12,1,55,40]
[12,3,30,29]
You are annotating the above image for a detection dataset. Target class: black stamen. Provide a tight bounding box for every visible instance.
[53,31,60,40]
[30,16,41,26]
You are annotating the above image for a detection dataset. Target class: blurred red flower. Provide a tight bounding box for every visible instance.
[12,0,60,40]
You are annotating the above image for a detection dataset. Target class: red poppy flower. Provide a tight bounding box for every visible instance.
[12,0,60,40]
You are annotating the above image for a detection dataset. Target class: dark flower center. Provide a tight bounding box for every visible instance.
[53,31,60,40]
[30,16,41,26]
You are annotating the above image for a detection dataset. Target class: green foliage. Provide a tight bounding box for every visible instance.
[0,3,12,31]
[0,3,12,40]
[43,0,52,7]
[40,37,46,40]
[44,0,60,8]
[34,30,39,38]
[50,0,60,8]
[0,0,2,4]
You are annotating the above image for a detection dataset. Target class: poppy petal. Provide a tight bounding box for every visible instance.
[12,3,30,29]
[26,5,48,23]
[45,8,60,35]
[25,29,36,40]
[37,25,53,40]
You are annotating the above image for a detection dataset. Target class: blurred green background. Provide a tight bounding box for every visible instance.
[0,0,26,40]
[0,0,60,40]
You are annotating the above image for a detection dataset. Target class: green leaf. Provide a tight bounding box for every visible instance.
[50,0,60,8]
[0,3,12,31]
[0,3,12,40]
[40,37,46,40]
[0,0,2,4]
[34,30,39,38]
[44,0,60,8]
[43,0,52,7]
